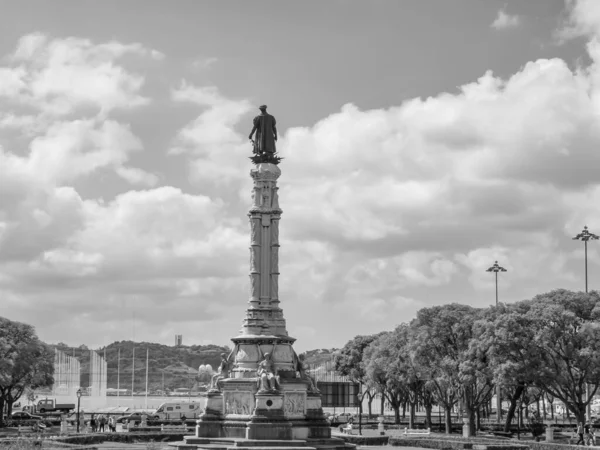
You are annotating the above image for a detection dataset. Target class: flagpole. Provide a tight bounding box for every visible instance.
[132,346,135,402]
[145,348,149,410]
[117,348,121,405]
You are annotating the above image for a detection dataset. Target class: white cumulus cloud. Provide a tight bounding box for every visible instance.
[491,9,521,30]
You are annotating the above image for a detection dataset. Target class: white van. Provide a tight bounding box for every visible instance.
[154,401,204,420]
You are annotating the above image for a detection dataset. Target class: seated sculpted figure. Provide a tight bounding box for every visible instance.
[210,353,230,392]
[295,352,320,393]
[256,352,279,392]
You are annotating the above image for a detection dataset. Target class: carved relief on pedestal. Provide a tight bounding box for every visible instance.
[283,393,306,416]
[271,220,279,245]
[235,345,259,363]
[271,274,279,300]
[272,187,280,209]
[250,246,260,272]
[224,391,255,416]
[252,187,261,208]
[271,247,279,273]
[273,344,293,363]
[261,182,272,209]
[250,218,260,244]
[250,274,260,300]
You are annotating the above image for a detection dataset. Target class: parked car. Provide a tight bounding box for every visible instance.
[9,411,52,427]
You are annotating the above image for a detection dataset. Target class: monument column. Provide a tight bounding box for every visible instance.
[192,105,336,446]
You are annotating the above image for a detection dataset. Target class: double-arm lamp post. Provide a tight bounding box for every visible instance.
[486,261,507,307]
[572,225,599,422]
[486,260,507,424]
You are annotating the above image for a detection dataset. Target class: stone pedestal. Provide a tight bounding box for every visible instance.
[462,418,471,438]
[378,416,385,435]
[546,427,554,442]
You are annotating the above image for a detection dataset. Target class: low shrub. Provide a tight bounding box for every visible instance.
[335,434,389,445]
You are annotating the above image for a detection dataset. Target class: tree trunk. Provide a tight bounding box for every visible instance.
[445,405,453,434]
[367,392,374,418]
[408,402,416,429]
[380,393,384,416]
[504,385,525,432]
[464,400,476,436]
[402,402,406,419]
[476,407,481,431]
[542,397,547,420]
[0,397,5,426]
[425,404,433,429]
[393,405,400,424]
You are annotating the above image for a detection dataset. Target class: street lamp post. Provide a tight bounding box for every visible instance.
[76,388,82,433]
[486,261,507,307]
[572,226,599,294]
[572,225,599,423]
[486,261,507,425]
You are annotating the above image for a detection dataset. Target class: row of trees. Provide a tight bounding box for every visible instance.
[0,316,54,426]
[334,289,600,435]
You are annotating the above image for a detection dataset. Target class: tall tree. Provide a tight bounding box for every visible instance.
[335,333,384,423]
[410,303,493,435]
[475,302,541,431]
[0,316,54,425]
[487,290,600,425]
[362,331,408,424]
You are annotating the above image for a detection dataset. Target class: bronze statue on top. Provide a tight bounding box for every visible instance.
[249,105,282,165]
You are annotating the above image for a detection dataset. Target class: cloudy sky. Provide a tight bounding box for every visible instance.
[2,0,600,352]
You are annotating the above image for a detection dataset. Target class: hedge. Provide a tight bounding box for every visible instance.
[53,432,184,446]
[390,435,587,450]
[334,434,389,445]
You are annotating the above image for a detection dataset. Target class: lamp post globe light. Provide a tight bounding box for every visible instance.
[486,260,507,425]
[572,225,599,423]
[76,388,82,433]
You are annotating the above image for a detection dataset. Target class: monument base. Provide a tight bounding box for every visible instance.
[176,379,351,450]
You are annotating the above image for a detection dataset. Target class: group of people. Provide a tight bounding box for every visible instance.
[88,414,116,433]
[575,422,597,446]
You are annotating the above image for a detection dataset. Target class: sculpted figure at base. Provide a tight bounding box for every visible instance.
[293,351,319,393]
[210,352,232,392]
[256,352,280,392]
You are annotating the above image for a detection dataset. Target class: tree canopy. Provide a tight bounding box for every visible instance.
[0,316,54,424]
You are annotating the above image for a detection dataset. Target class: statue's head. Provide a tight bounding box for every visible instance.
[264,352,271,360]
[220,353,227,359]
[259,105,267,112]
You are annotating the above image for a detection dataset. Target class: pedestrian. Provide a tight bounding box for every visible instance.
[99,414,106,432]
[590,423,597,446]
[90,414,97,433]
[108,415,115,432]
[577,422,585,445]
[181,414,187,429]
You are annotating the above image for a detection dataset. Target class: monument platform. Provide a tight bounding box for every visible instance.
[170,436,353,450]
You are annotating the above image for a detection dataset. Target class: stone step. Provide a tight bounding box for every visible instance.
[185,438,224,445]
[228,447,315,450]
[231,440,308,447]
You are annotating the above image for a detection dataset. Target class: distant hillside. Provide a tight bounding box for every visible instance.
[49,341,230,392]
[48,342,338,391]
[301,348,339,366]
